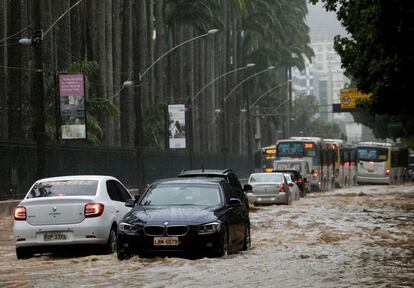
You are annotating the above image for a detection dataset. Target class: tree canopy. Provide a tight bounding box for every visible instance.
[310,0,414,140]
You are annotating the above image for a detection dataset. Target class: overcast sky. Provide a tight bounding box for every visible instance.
[306,2,347,42]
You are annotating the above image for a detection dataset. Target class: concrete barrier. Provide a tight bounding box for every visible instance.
[0,200,21,217]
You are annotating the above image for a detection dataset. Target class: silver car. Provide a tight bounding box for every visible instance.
[283,173,301,201]
[13,175,133,259]
[248,172,292,205]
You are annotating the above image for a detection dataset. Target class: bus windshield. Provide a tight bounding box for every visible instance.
[277,142,316,157]
[357,147,388,162]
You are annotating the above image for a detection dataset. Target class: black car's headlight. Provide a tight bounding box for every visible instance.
[119,222,140,233]
[197,221,221,234]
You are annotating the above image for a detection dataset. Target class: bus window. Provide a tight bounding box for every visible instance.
[357,147,388,162]
[277,143,304,157]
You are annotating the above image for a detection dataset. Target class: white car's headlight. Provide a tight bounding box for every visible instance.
[197,221,221,234]
[119,222,139,233]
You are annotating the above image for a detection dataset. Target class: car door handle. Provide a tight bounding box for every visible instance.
[116,209,120,213]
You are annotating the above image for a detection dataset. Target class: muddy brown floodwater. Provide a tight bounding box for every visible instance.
[1,184,413,287]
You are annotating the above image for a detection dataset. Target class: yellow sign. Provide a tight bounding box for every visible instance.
[264,149,276,155]
[340,88,371,109]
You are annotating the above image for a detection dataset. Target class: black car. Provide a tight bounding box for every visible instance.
[272,169,308,197]
[117,178,251,259]
[177,169,251,209]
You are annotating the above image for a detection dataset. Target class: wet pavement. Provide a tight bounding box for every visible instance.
[1,184,413,287]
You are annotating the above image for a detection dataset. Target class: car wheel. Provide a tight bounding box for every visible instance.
[105,226,117,254]
[16,247,32,260]
[242,223,251,251]
[213,226,229,257]
[117,248,131,260]
[287,192,292,205]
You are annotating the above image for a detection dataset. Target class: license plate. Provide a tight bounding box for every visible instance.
[153,237,179,246]
[44,232,67,241]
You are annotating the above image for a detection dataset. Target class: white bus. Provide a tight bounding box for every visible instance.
[356,142,409,184]
[276,137,336,191]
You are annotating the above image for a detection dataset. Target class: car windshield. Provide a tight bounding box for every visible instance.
[249,173,283,183]
[140,183,222,206]
[357,147,388,162]
[27,180,98,198]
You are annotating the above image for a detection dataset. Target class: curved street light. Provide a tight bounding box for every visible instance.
[124,28,218,190]
[249,79,291,109]
[221,65,274,167]
[123,28,219,87]
[224,65,275,103]
[188,63,256,104]
[248,80,292,149]
[187,62,256,168]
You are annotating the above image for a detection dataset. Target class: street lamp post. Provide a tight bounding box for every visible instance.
[221,65,275,167]
[123,29,218,191]
[186,63,256,168]
[248,80,292,151]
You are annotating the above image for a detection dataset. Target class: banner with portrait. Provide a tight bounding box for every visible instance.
[168,104,186,149]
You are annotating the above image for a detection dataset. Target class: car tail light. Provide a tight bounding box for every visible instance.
[84,203,104,218]
[279,184,285,192]
[14,206,27,221]
[313,169,318,177]
[386,169,390,176]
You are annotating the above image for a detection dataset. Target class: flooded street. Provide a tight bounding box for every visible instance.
[1,184,414,287]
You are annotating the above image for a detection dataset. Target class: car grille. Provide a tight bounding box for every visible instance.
[143,226,165,236]
[166,226,189,236]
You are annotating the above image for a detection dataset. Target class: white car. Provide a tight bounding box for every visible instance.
[13,175,133,259]
[283,173,301,201]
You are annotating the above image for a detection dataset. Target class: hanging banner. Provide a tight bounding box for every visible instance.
[168,104,186,149]
[58,73,86,139]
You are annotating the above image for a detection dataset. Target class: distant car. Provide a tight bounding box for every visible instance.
[177,169,252,210]
[273,169,308,197]
[13,175,133,259]
[247,172,293,205]
[283,173,300,201]
[117,178,251,259]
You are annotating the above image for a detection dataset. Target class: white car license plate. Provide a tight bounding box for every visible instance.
[44,232,67,241]
[153,237,179,246]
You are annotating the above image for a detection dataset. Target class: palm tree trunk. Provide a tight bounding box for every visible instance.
[105,0,114,145]
[154,0,165,104]
[0,0,7,140]
[120,0,133,146]
[7,0,22,141]
[112,0,122,145]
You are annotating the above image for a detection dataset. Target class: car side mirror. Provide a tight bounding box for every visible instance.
[288,183,294,188]
[228,198,242,207]
[243,184,252,192]
[125,198,136,208]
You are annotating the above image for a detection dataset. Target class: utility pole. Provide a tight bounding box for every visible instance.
[287,67,292,138]
[254,105,261,149]
[134,85,145,192]
[31,0,46,179]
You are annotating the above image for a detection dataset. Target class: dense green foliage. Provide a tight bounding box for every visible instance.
[310,0,414,141]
